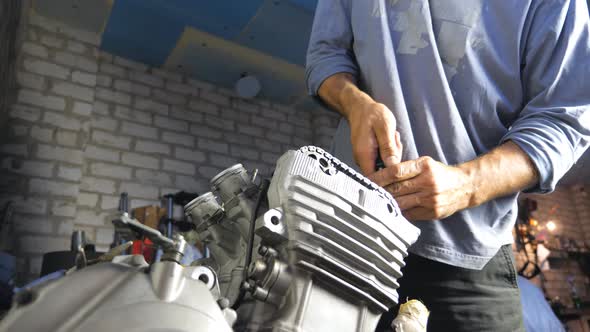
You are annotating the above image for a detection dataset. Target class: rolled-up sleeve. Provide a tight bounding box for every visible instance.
[501,0,590,193]
[305,0,357,96]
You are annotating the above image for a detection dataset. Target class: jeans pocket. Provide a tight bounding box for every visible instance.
[500,245,519,289]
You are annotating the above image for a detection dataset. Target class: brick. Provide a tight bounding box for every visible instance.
[31,125,54,142]
[153,89,186,105]
[113,106,152,124]
[262,152,281,164]
[294,126,313,140]
[96,227,115,244]
[190,123,223,139]
[174,147,207,163]
[267,131,291,144]
[288,114,310,127]
[135,140,170,155]
[24,57,70,80]
[206,115,236,132]
[72,71,97,86]
[92,130,131,150]
[135,99,169,115]
[54,51,98,72]
[17,71,46,90]
[154,115,188,132]
[19,236,69,254]
[199,166,222,179]
[57,165,82,181]
[188,99,218,116]
[166,81,195,95]
[28,28,39,41]
[100,195,120,210]
[162,131,194,147]
[251,115,279,129]
[90,162,133,180]
[11,125,28,137]
[93,100,110,115]
[51,200,77,217]
[120,182,159,199]
[224,132,254,145]
[60,25,101,46]
[95,87,131,105]
[18,89,66,111]
[238,124,264,137]
[72,101,93,116]
[121,121,158,139]
[56,130,78,147]
[100,63,126,78]
[77,193,99,207]
[233,100,260,114]
[114,79,150,97]
[92,115,119,131]
[170,106,203,123]
[29,178,79,196]
[10,105,41,122]
[66,40,87,54]
[255,138,281,153]
[200,90,230,106]
[80,177,116,194]
[96,74,112,87]
[23,42,47,58]
[129,71,162,87]
[0,195,47,215]
[37,144,83,164]
[115,56,148,72]
[43,111,82,130]
[1,158,53,178]
[210,154,237,168]
[230,146,260,160]
[220,107,249,123]
[84,145,120,162]
[121,152,159,170]
[74,209,111,226]
[261,108,288,121]
[135,169,172,186]
[197,138,228,153]
[163,159,195,175]
[0,144,28,157]
[40,34,64,48]
[175,175,207,192]
[153,68,183,82]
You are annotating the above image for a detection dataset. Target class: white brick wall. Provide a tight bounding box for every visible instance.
[2,6,340,283]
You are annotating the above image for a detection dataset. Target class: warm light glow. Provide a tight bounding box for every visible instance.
[546,221,556,232]
[529,218,538,227]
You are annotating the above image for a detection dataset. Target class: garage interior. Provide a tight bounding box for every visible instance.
[0,1,589,331]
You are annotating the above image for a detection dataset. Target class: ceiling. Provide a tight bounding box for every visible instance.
[33,0,319,105]
[31,0,590,186]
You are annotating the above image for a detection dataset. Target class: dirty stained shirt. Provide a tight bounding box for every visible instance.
[305,0,590,269]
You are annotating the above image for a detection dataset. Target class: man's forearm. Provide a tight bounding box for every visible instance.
[318,73,374,120]
[459,141,539,208]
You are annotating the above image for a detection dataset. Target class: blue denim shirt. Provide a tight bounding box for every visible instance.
[306,0,590,269]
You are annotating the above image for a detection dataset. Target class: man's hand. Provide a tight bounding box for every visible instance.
[369,157,474,221]
[368,142,539,221]
[345,101,403,175]
[317,73,402,176]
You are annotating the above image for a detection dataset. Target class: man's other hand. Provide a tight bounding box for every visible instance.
[344,101,402,176]
[368,156,475,221]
